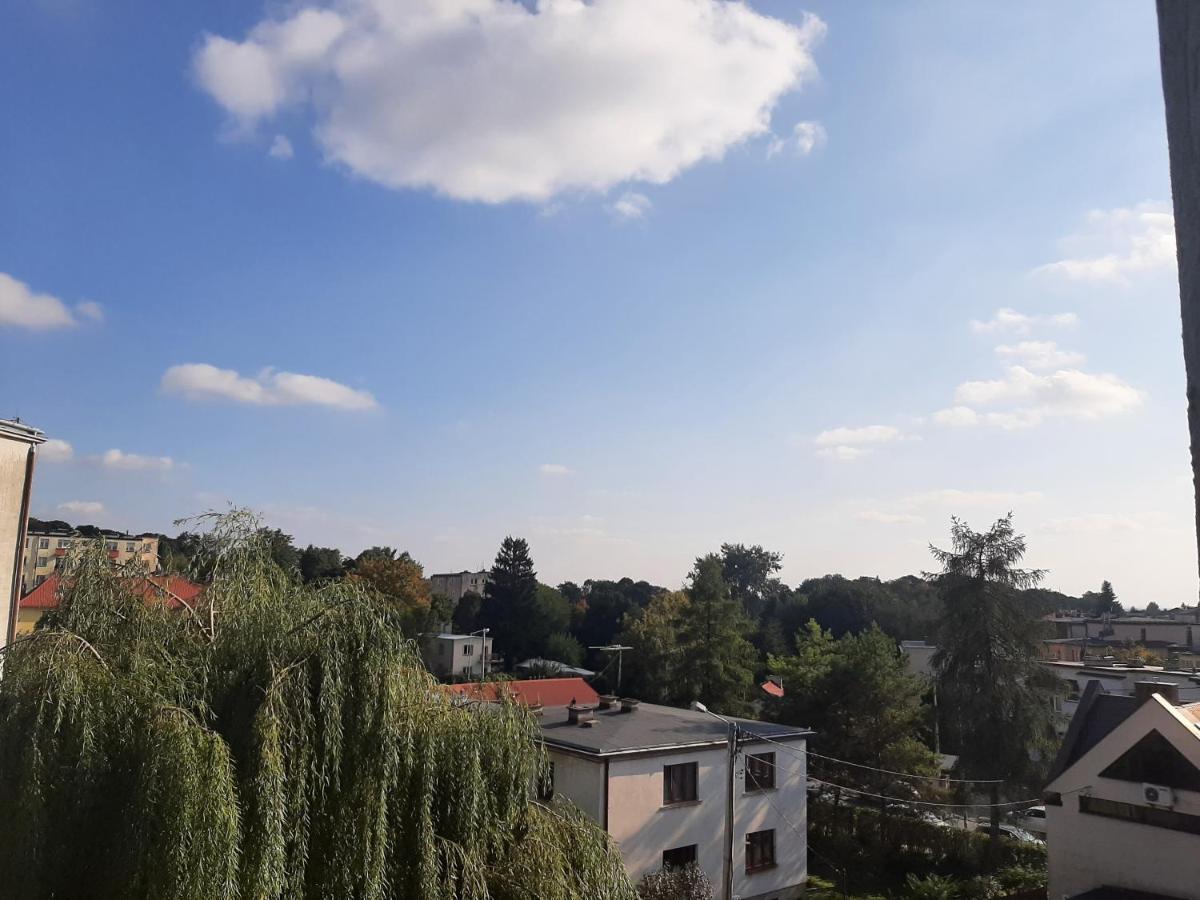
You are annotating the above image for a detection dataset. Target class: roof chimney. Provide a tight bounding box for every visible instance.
[1134,680,1180,706]
[598,694,617,710]
[619,698,640,713]
[567,704,594,725]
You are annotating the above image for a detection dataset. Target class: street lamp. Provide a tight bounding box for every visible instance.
[692,701,738,900]
[469,627,490,679]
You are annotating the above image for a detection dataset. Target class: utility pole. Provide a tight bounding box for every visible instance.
[692,701,739,900]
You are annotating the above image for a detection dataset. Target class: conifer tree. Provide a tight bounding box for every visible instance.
[675,554,757,715]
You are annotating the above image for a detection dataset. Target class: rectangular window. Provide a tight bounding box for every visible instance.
[663,762,698,805]
[58,539,71,549]
[746,752,776,791]
[39,538,49,549]
[126,542,136,552]
[36,556,47,568]
[1079,795,1200,836]
[106,542,116,551]
[746,829,776,872]
[464,643,475,656]
[661,845,697,870]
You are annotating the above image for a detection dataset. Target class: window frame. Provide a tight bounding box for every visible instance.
[661,844,698,870]
[745,828,776,873]
[745,752,776,792]
[662,762,699,806]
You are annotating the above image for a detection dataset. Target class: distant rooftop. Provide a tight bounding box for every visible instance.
[0,419,45,444]
[538,700,811,757]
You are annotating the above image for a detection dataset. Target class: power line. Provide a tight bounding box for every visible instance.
[748,730,1004,785]
[743,742,1039,811]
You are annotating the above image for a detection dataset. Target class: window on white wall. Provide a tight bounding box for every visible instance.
[746,829,775,872]
[663,762,698,805]
[661,844,697,869]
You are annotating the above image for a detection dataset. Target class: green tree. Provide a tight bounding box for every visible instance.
[0,513,633,900]
[926,515,1058,791]
[767,622,937,786]
[453,590,482,633]
[479,537,542,665]
[541,633,585,668]
[298,545,343,584]
[719,543,783,619]
[675,555,756,715]
[257,527,300,576]
[1097,580,1119,615]
[619,591,690,704]
[348,549,432,635]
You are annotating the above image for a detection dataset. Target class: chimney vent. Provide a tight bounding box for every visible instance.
[598,695,617,710]
[619,698,640,714]
[567,704,595,725]
[1135,681,1180,706]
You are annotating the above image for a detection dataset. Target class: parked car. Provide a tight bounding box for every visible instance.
[1009,805,1047,835]
[995,824,1045,846]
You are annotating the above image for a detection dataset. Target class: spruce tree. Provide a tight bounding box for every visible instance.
[675,554,756,715]
[480,536,541,664]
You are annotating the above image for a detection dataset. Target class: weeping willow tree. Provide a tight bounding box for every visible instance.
[0,511,635,900]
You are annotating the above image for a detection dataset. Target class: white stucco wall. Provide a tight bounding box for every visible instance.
[0,437,34,648]
[546,750,606,822]
[1047,697,1200,899]
[549,737,806,900]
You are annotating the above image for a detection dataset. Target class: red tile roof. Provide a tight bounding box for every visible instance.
[446,677,599,708]
[761,679,784,698]
[20,573,204,611]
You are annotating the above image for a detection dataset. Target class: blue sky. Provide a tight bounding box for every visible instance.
[2,1,1191,604]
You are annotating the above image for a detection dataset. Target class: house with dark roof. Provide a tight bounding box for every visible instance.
[1044,680,1200,899]
[537,695,812,900]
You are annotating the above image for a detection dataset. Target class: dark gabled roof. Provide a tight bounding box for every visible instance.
[538,701,811,757]
[1048,679,1139,782]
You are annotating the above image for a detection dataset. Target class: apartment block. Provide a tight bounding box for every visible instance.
[22,528,159,592]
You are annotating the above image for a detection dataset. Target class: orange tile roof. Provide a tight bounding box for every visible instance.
[20,573,203,611]
[446,677,599,708]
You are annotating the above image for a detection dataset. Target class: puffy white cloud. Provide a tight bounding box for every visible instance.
[99,449,176,472]
[0,272,81,329]
[969,307,1078,335]
[269,134,294,159]
[1039,514,1144,535]
[608,192,651,220]
[814,425,901,446]
[39,439,74,462]
[539,463,573,477]
[161,363,378,411]
[193,0,825,202]
[944,365,1142,429]
[994,340,1084,370]
[767,119,826,158]
[855,510,924,525]
[75,300,105,322]
[58,500,104,515]
[1034,202,1176,283]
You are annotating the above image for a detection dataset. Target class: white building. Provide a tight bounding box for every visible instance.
[1042,659,1200,737]
[0,420,44,648]
[539,696,812,899]
[428,570,488,601]
[421,630,493,679]
[1045,680,1200,899]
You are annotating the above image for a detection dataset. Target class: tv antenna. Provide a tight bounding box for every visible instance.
[588,644,633,693]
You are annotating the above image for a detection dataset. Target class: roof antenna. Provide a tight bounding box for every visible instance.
[588,644,633,694]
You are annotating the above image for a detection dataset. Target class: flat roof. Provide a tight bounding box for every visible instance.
[538,701,811,757]
[0,419,45,444]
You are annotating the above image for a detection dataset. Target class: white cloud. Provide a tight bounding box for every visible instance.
[855,510,925,525]
[812,424,902,462]
[193,0,825,203]
[161,363,377,411]
[58,500,103,515]
[943,365,1142,429]
[969,307,1078,335]
[767,119,826,158]
[539,463,573,477]
[608,192,651,220]
[994,341,1084,370]
[903,489,1045,508]
[1039,514,1144,535]
[1034,202,1176,283]
[39,439,74,462]
[0,272,82,330]
[814,425,902,446]
[99,449,175,472]
[269,134,294,159]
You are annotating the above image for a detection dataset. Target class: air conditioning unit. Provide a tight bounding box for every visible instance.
[1143,783,1174,807]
